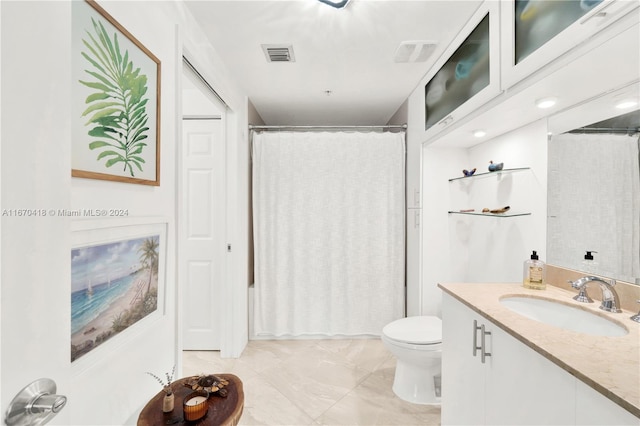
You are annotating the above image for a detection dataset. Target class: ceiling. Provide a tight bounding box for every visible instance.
[184,0,483,125]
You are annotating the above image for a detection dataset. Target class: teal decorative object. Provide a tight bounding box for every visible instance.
[488,161,504,172]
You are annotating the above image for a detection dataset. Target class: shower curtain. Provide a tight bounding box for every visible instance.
[548,133,640,283]
[252,131,405,337]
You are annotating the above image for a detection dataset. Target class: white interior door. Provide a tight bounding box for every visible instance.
[181,117,226,350]
[180,65,227,351]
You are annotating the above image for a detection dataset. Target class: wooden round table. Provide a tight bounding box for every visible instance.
[138,374,244,426]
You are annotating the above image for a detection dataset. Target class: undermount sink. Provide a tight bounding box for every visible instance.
[500,296,628,337]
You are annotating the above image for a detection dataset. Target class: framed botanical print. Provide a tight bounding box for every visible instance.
[72,0,161,185]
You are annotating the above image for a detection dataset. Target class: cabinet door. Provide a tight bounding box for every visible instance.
[420,0,501,143]
[443,293,575,425]
[501,0,640,89]
[442,293,486,425]
[575,379,640,426]
[484,324,575,425]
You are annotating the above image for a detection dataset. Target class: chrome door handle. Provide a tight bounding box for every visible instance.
[480,324,492,364]
[5,378,67,425]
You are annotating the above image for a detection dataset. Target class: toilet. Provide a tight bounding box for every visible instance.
[381,316,442,405]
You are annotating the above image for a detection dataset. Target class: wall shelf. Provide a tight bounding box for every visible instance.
[448,210,531,218]
[448,167,530,182]
[448,166,532,217]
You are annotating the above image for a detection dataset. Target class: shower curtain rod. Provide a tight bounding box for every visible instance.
[569,127,639,135]
[249,124,407,131]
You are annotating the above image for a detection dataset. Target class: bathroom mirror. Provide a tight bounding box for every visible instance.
[547,82,640,284]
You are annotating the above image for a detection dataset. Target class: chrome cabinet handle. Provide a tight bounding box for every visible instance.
[472,320,482,357]
[480,324,492,364]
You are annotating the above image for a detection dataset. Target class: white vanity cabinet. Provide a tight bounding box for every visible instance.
[483,318,575,425]
[441,291,486,424]
[442,292,640,425]
[575,380,640,426]
[442,292,574,425]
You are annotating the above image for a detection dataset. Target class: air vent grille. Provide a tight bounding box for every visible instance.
[394,41,437,63]
[262,44,295,63]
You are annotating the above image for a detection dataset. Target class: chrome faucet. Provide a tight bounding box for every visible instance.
[568,276,622,313]
[631,300,640,323]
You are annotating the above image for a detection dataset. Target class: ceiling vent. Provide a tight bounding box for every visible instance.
[394,41,437,63]
[262,44,296,63]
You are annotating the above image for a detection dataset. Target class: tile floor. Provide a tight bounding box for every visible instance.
[183,339,441,425]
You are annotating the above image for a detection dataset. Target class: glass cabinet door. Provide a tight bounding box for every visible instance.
[417,0,501,143]
[515,0,603,63]
[502,0,638,89]
[425,14,490,131]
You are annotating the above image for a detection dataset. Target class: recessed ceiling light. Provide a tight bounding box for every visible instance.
[615,100,638,109]
[535,97,557,109]
[316,0,351,9]
[473,130,486,138]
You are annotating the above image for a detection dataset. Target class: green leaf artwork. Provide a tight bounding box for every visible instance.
[79,18,149,177]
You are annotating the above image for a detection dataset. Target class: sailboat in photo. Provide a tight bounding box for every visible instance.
[86,278,93,296]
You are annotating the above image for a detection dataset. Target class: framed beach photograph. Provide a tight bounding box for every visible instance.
[70,220,167,363]
[71,0,161,186]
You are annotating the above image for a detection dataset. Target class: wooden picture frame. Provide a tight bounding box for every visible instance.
[72,0,161,186]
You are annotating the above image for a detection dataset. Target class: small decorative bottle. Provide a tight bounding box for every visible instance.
[523,250,546,290]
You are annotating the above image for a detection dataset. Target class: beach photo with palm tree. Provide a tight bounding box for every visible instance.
[71,234,161,362]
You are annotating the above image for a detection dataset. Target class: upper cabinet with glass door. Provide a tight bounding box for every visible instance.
[420,1,501,143]
[501,0,640,89]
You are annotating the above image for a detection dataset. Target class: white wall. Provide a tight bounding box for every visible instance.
[417,120,548,316]
[1,1,248,424]
[452,120,548,281]
[420,146,468,317]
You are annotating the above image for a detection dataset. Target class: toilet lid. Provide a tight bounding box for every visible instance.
[383,316,442,345]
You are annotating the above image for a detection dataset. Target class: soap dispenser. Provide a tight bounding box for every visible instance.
[523,250,546,290]
[582,251,598,274]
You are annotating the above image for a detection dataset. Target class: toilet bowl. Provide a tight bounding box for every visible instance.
[381,316,442,405]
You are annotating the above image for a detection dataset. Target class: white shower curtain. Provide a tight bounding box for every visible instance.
[252,131,405,337]
[548,133,640,283]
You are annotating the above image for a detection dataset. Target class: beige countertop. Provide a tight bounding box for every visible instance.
[438,282,640,418]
